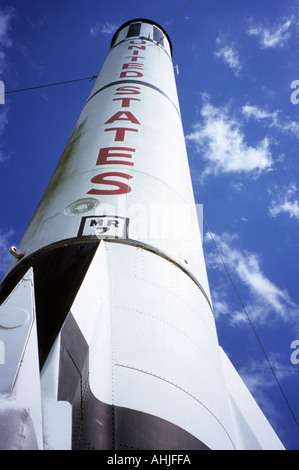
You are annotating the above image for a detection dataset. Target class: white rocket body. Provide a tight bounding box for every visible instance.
[0,19,284,450]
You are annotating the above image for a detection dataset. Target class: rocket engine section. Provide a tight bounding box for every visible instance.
[0,19,284,451]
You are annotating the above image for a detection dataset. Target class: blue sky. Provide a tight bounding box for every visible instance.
[0,0,299,450]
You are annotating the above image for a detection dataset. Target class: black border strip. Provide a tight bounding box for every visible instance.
[1,237,213,315]
[85,79,181,117]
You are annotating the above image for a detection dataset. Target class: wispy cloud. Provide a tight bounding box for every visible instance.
[0,7,14,75]
[90,21,117,38]
[205,232,299,325]
[214,37,242,76]
[0,107,8,132]
[240,357,292,394]
[0,107,11,163]
[238,356,297,425]
[269,183,299,220]
[0,8,14,163]
[16,42,45,78]
[242,104,299,138]
[0,7,44,79]
[0,228,14,275]
[185,95,273,180]
[0,146,9,164]
[247,17,294,49]
[0,8,13,47]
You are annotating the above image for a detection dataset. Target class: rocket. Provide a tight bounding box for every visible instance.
[0,19,284,450]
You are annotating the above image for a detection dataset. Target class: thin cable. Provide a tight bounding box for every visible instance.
[166,0,193,34]
[199,206,299,431]
[3,75,97,96]
[2,2,193,96]
[2,3,193,96]
[157,0,193,45]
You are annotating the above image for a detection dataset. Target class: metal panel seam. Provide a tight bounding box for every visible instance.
[105,239,213,313]
[114,305,222,374]
[114,362,236,449]
[85,79,181,117]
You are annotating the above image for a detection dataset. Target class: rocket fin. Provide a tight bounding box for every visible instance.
[40,242,220,449]
[0,240,99,368]
[0,268,43,449]
[219,348,285,450]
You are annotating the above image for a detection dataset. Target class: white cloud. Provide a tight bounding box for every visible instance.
[16,42,45,78]
[0,107,8,133]
[0,108,11,163]
[0,9,14,163]
[238,356,296,424]
[0,148,9,163]
[242,104,299,138]
[239,356,295,395]
[0,8,44,79]
[90,21,117,37]
[0,7,14,74]
[0,102,12,162]
[269,183,299,220]
[242,104,280,124]
[247,17,294,49]
[0,228,14,275]
[185,96,273,180]
[0,9,13,47]
[214,38,242,76]
[205,232,299,324]
[231,182,246,193]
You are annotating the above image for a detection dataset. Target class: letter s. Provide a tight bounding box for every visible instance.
[290,80,299,105]
[87,172,133,195]
[290,340,299,365]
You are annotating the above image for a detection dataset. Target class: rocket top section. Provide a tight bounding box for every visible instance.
[4,18,209,299]
[110,19,172,57]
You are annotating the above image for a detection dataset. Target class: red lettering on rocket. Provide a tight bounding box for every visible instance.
[87,40,146,195]
[96,147,135,166]
[105,111,140,125]
[114,86,141,95]
[113,98,141,107]
[104,128,139,142]
[87,172,133,195]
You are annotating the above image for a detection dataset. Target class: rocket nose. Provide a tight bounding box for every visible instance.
[110,19,172,56]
